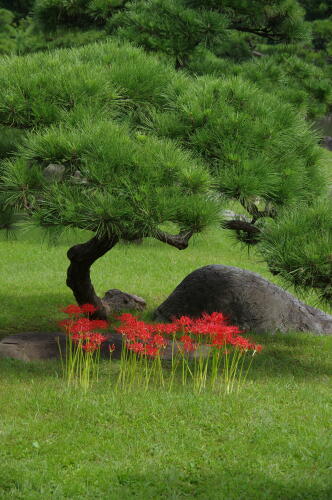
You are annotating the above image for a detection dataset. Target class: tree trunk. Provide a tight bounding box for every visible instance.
[66,234,118,319]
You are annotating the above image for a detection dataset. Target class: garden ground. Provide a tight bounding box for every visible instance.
[1,148,332,498]
[0,221,331,498]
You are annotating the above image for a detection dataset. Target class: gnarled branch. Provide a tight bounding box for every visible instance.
[155,229,193,250]
[222,219,261,245]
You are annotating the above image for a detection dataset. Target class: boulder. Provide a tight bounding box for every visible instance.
[154,265,332,334]
[102,289,146,314]
[0,332,123,362]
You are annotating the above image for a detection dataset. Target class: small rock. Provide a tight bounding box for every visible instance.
[71,170,88,184]
[222,209,250,222]
[0,332,66,362]
[43,163,65,182]
[0,332,124,361]
[0,331,205,362]
[102,289,146,315]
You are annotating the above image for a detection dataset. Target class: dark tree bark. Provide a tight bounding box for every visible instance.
[155,229,193,249]
[67,234,118,319]
[222,219,261,244]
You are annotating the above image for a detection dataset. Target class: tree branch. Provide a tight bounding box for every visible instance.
[154,229,193,250]
[240,199,276,223]
[222,219,261,244]
[230,25,281,41]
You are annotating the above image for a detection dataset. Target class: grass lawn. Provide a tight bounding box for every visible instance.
[0,224,331,498]
[0,225,330,336]
[0,337,331,499]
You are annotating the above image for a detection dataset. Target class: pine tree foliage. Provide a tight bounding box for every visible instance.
[259,199,332,304]
[0,1,35,16]
[298,0,332,20]
[0,42,220,241]
[188,49,332,118]
[110,0,309,68]
[145,75,325,209]
[33,0,128,31]
[0,41,325,236]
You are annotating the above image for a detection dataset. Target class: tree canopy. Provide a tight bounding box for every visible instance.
[0,38,330,310]
[0,1,331,308]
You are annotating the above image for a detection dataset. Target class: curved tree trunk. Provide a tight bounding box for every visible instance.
[67,234,118,319]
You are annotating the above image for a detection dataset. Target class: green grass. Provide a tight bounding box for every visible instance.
[0,225,330,336]
[0,333,331,499]
[1,222,332,499]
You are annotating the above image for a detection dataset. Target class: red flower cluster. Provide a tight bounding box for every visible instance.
[115,314,167,357]
[60,304,108,352]
[62,303,98,315]
[115,312,262,355]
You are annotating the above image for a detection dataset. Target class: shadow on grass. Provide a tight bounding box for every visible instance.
[1,332,331,383]
[1,466,331,499]
[109,470,332,500]
[243,331,332,381]
[0,292,72,337]
[0,358,62,381]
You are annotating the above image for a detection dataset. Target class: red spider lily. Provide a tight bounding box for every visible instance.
[82,342,98,352]
[173,316,193,328]
[153,323,178,335]
[210,334,227,348]
[116,313,137,323]
[115,311,263,357]
[62,304,82,315]
[152,334,166,348]
[127,342,145,354]
[71,332,85,343]
[71,332,106,348]
[201,312,228,323]
[230,336,251,350]
[182,341,198,352]
[81,303,98,313]
[58,319,72,329]
[180,334,193,344]
[118,329,137,342]
[145,345,159,357]
[162,323,178,335]
[89,319,108,330]
[90,333,107,345]
[69,318,95,334]
[254,344,263,352]
[135,323,153,342]
[109,344,116,353]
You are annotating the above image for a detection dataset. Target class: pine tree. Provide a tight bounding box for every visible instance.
[0,41,328,312]
[109,0,309,69]
[0,42,219,316]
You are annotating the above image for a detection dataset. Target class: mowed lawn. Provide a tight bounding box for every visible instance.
[0,226,331,499]
[0,225,331,335]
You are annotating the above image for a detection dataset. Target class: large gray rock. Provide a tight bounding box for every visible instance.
[154,265,332,334]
